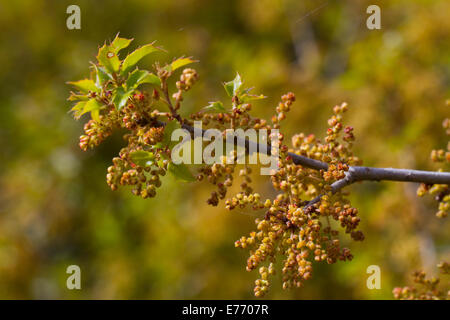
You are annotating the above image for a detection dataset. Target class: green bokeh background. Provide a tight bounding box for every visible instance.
[0,0,449,299]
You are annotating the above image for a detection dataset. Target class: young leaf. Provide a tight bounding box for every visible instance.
[111,35,133,54]
[223,81,234,97]
[70,99,102,121]
[68,92,89,102]
[162,120,182,148]
[91,109,100,122]
[130,150,155,167]
[164,57,197,72]
[112,87,133,110]
[203,101,227,113]
[223,73,242,97]
[120,43,164,76]
[125,69,161,90]
[141,72,161,86]
[93,64,113,88]
[97,44,121,74]
[70,100,87,119]
[168,162,196,182]
[240,94,267,103]
[83,99,102,121]
[232,73,242,95]
[67,79,99,93]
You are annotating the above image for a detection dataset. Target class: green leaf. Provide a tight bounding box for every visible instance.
[93,64,113,89]
[111,35,133,54]
[112,87,133,110]
[70,101,87,119]
[168,162,196,182]
[130,150,155,167]
[142,73,161,87]
[232,73,242,95]
[203,101,227,113]
[91,109,100,122]
[67,79,99,93]
[68,92,89,102]
[163,120,182,147]
[83,99,102,121]
[223,73,242,97]
[240,94,267,103]
[97,44,121,74]
[121,43,164,76]
[125,69,161,90]
[164,57,197,72]
[224,82,234,97]
[71,99,102,121]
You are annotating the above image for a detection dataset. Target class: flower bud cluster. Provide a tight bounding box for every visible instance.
[197,158,237,206]
[106,141,168,199]
[177,68,198,91]
[417,107,450,218]
[271,92,295,127]
[78,111,117,151]
[230,98,364,296]
[393,261,449,300]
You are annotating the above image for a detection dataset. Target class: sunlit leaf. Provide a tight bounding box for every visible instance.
[112,87,133,110]
[83,99,102,121]
[164,57,197,72]
[70,101,87,119]
[232,73,242,95]
[130,150,155,167]
[91,109,100,122]
[141,73,161,86]
[240,94,267,103]
[93,64,113,88]
[71,99,102,121]
[224,82,234,97]
[125,69,161,90]
[111,35,133,53]
[223,73,242,97]
[97,44,121,74]
[168,162,196,182]
[121,43,164,76]
[203,101,227,113]
[68,92,89,102]
[67,79,99,93]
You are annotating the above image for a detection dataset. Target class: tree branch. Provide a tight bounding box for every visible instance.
[154,120,450,189]
[305,166,450,208]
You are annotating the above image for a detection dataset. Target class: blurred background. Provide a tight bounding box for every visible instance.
[0,0,449,299]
